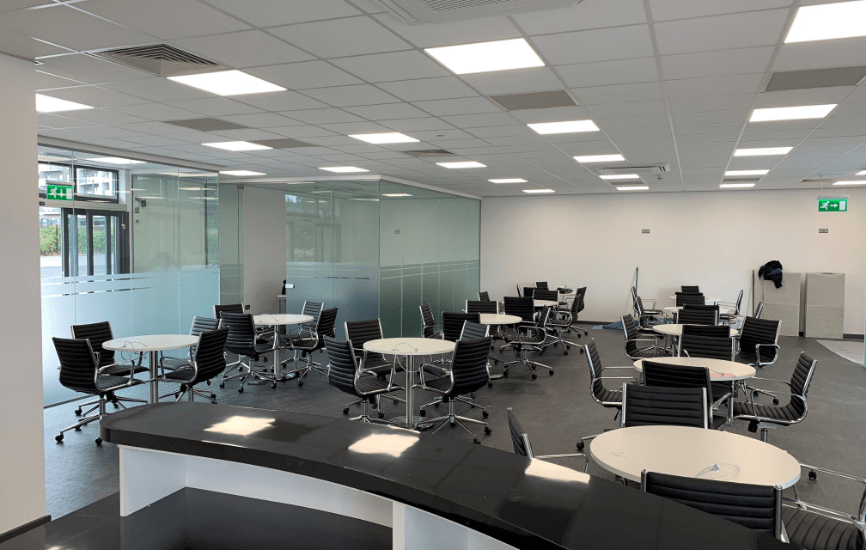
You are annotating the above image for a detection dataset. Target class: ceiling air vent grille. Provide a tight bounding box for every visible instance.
[375,0,583,24]
[490,90,577,111]
[596,164,670,175]
[402,149,455,158]
[92,44,225,77]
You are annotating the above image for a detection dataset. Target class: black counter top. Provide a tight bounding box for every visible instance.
[102,403,794,550]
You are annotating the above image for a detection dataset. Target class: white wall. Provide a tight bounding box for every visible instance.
[0,54,46,534]
[242,186,286,314]
[481,188,866,335]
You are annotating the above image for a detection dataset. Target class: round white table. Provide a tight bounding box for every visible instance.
[364,338,455,430]
[534,299,558,308]
[104,334,199,403]
[479,313,522,326]
[590,425,801,488]
[652,324,739,337]
[253,313,314,382]
[663,306,734,315]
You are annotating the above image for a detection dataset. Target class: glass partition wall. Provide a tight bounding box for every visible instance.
[282,178,480,338]
[39,146,220,406]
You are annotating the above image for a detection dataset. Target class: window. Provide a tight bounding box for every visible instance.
[38,162,72,191]
[75,166,118,198]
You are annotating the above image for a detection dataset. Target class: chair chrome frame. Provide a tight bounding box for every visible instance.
[737,321,782,369]
[620,315,666,360]
[784,463,866,547]
[501,308,554,378]
[419,322,489,412]
[575,341,636,450]
[631,286,664,328]
[342,319,406,412]
[507,408,589,473]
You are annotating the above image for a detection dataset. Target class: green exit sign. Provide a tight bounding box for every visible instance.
[818,198,847,212]
[46,184,73,202]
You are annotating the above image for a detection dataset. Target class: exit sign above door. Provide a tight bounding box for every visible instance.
[818,198,847,212]
[46,184,73,201]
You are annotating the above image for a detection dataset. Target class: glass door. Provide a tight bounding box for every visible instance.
[61,208,129,276]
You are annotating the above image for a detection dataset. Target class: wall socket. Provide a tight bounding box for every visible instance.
[819,228,829,234]
[642,229,650,234]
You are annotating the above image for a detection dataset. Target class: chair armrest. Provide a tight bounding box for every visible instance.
[97,358,138,378]
[643,299,657,307]
[602,366,638,371]
[755,343,780,363]
[600,376,637,380]
[627,338,659,346]
[749,377,792,388]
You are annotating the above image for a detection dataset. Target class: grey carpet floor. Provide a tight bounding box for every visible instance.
[818,339,864,365]
[43,324,866,523]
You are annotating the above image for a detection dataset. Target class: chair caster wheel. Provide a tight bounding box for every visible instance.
[113,402,119,409]
[420,409,426,417]
[74,409,82,416]
[484,427,491,435]
[488,382,493,387]
[580,348,584,353]
[211,400,218,405]
[809,470,817,481]
[772,398,779,405]
[473,439,480,444]
[564,351,568,355]
[470,404,475,408]
[95,438,102,446]
[298,380,303,387]
[482,411,489,418]
[434,403,440,408]
[238,387,244,393]
[219,382,225,388]
[531,374,537,379]
[450,420,456,427]
[206,380,211,386]
[392,399,398,405]
[343,408,349,415]
[566,345,570,350]
[378,412,385,419]
[503,372,508,378]
[55,434,63,442]
[271,382,277,389]
[753,390,760,398]
[74,426,81,431]
[549,370,554,375]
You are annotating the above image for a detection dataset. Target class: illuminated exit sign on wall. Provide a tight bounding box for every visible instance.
[818,198,847,212]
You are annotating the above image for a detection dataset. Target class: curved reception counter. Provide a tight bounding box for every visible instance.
[101,403,791,550]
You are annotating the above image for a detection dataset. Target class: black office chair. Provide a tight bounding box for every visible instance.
[620,314,666,360]
[460,321,490,340]
[466,300,497,314]
[158,328,229,404]
[736,317,781,368]
[681,324,731,338]
[442,312,480,342]
[533,288,558,302]
[569,287,589,336]
[159,316,221,402]
[631,286,664,328]
[681,285,701,293]
[279,301,324,359]
[733,352,817,442]
[283,307,338,386]
[676,307,718,325]
[718,290,744,325]
[502,306,554,378]
[576,339,636,450]
[344,319,405,413]
[323,336,401,424]
[546,300,579,355]
[641,361,727,430]
[678,333,735,361]
[214,303,243,318]
[641,471,784,541]
[675,292,705,307]
[218,312,273,392]
[419,303,442,339]
[522,286,537,299]
[536,281,549,290]
[418,337,492,440]
[478,291,491,301]
[53,337,144,445]
[621,383,708,429]
[420,321,490,413]
[500,296,536,354]
[507,407,588,472]
[69,321,148,415]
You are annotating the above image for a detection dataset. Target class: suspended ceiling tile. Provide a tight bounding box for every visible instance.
[171,30,313,69]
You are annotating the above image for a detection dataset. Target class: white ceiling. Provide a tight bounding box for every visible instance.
[7,0,866,196]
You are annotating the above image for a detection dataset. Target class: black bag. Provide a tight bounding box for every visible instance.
[758,261,783,288]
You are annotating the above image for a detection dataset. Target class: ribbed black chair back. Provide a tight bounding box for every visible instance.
[54,337,99,394]
[507,407,530,457]
[679,334,734,361]
[533,289,558,301]
[622,384,707,428]
[570,292,585,318]
[522,286,537,299]
[323,336,358,396]
[219,312,259,356]
[642,472,782,538]
[682,324,730,338]
[70,321,115,368]
[345,319,385,363]
[676,308,716,325]
[622,313,639,340]
[790,352,817,417]
[214,303,244,319]
[739,317,780,356]
[643,361,714,412]
[681,286,700,293]
[575,287,587,313]
[442,312,480,341]
[460,321,489,340]
[504,296,535,323]
[191,328,229,384]
[466,300,497,314]
[450,337,491,396]
[675,293,705,307]
[317,308,338,339]
[536,282,549,290]
[302,301,324,325]
[478,291,491,301]
[420,303,436,338]
[584,339,608,401]
[190,316,219,337]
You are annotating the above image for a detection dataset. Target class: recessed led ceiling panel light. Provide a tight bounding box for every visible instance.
[725,170,769,176]
[833,180,866,185]
[574,154,625,163]
[786,0,866,43]
[219,170,266,176]
[600,174,640,180]
[437,161,486,169]
[734,147,793,157]
[168,70,285,96]
[319,166,370,173]
[382,193,413,197]
[489,178,527,183]
[425,38,544,75]
[528,120,600,135]
[203,141,272,151]
[856,170,866,176]
[349,132,419,144]
[720,183,756,189]
[35,94,93,113]
[522,189,555,194]
[616,185,649,191]
[87,157,145,165]
[750,104,837,122]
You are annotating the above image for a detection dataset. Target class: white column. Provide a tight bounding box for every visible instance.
[0,52,45,535]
